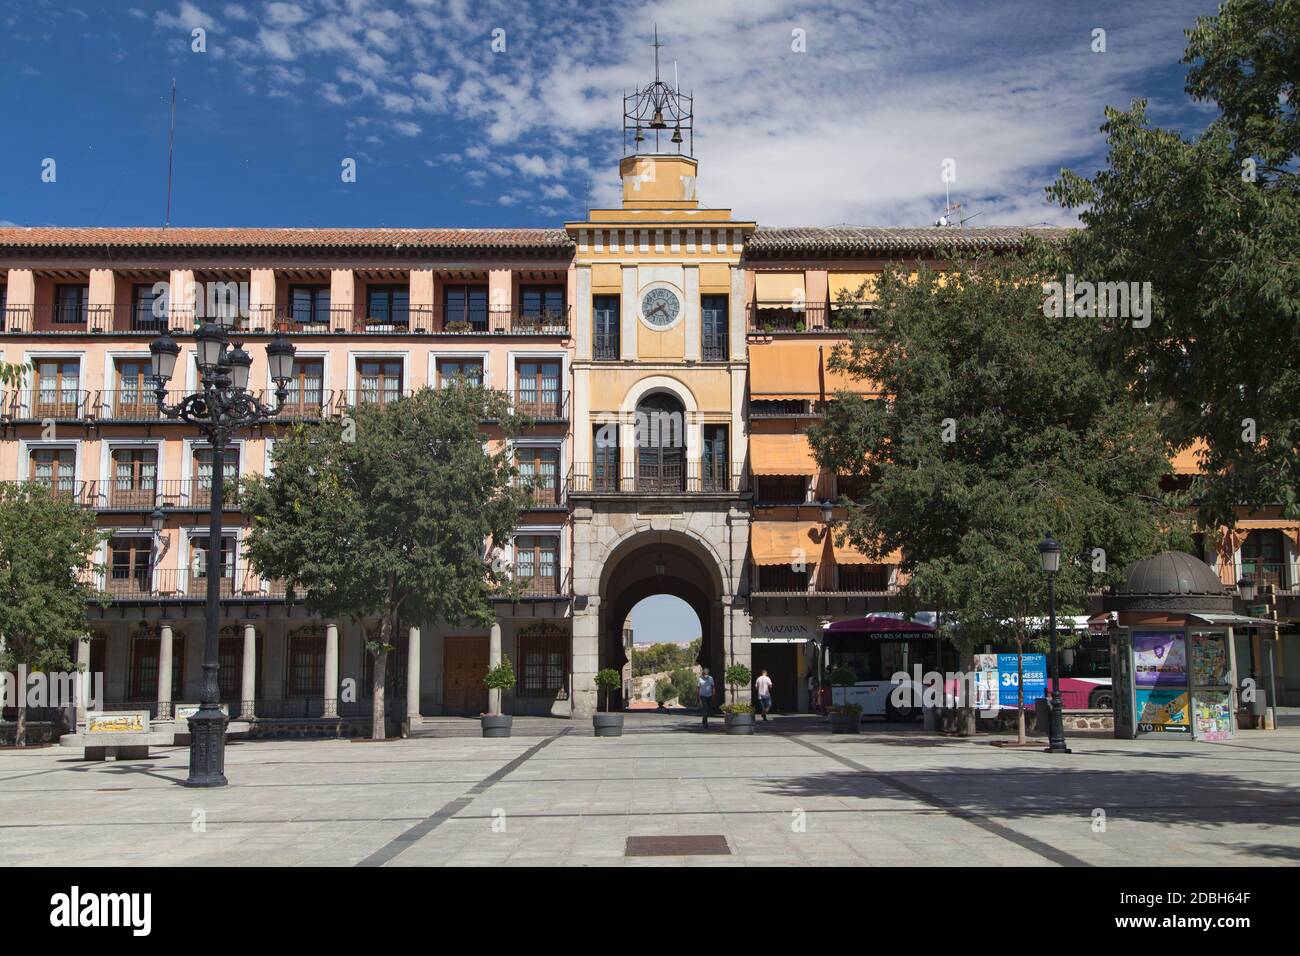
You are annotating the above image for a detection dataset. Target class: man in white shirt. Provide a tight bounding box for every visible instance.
[755,670,773,721]
[698,669,715,727]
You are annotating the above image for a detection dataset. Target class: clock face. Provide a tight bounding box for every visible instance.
[641,287,681,327]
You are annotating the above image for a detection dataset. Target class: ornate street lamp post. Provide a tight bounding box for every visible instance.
[1038,534,1071,754]
[149,321,295,787]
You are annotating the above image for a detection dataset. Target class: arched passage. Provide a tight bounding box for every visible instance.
[598,529,728,712]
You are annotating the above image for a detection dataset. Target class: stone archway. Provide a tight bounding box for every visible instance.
[570,518,749,718]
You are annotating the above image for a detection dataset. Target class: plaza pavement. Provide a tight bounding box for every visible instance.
[1,712,1298,867]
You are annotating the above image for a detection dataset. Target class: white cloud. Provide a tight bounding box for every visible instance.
[150,0,1214,226]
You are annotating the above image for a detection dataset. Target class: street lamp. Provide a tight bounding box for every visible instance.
[819,498,835,526]
[1237,577,1257,603]
[1038,534,1070,754]
[149,327,295,787]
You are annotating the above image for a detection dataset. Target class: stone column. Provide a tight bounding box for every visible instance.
[325,621,340,717]
[406,625,421,722]
[241,623,257,720]
[571,601,599,719]
[76,631,91,726]
[157,624,174,720]
[488,621,503,715]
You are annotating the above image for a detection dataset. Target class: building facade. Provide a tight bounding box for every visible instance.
[3,125,1297,731]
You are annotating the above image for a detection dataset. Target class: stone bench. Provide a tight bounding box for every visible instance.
[62,711,175,760]
[166,704,249,744]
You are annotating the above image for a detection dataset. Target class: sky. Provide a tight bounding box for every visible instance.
[630,595,698,646]
[0,0,1223,231]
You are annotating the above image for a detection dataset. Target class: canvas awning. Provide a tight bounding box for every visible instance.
[750,432,819,476]
[828,272,878,304]
[754,271,805,305]
[748,341,879,400]
[830,535,901,565]
[750,521,823,566]
[1171,440,1207,475]
[1187,613,1277,627]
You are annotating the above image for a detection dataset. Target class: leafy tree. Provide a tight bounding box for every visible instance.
[807,256,1189,741]
[1048,0,1300,529]
[0,483,104,745]
[670,666,699,707]
[241,385,529,739]
[0,360,30,389]
[594,668,622,713]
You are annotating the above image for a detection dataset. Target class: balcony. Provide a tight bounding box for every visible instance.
[1,388,95,420]
[507,389,569,422]
[507,568,572,599]
[511,474,565,509]
[570,460,743,494]
[747,302,876,334]
[99,567,283,601]
[1238,560,1291,590]
[594,330,621,360]
[98,478,246,512]
[93,389,187,422]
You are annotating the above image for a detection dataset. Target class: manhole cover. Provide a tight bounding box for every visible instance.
[625,835,730,857]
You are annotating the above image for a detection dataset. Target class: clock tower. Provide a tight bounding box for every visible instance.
[564,35,755,719]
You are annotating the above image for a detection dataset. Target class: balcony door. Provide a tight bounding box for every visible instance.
[357,359,403,405]
[1241,531,1287,589]
[635,393,685,492]
[593,295,620,359]
[35,359,80,417]
[516,360,561,417]
[109,537,153,596]
[111,448,158,508]
[116,358,157,418]
[29,448,75,495]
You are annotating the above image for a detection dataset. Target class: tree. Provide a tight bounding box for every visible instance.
[806,255,1190,742]
[1048,0,1300,529]
[0,360,30,389]
[0,483,104,746]
[241,385,530,739]
[670,667,700,707]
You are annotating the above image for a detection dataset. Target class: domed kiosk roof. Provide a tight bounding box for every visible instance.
[1103,550,1232,613]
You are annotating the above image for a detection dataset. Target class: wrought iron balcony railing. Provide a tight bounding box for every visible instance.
[570,460,743,494]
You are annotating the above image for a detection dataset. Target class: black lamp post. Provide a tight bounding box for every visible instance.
[149,322,295,787]
[1038,534,1070,754]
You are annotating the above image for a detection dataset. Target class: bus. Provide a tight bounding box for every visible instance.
[823,615,958,721]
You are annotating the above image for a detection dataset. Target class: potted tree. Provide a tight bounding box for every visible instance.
[721,663,755,735]
[593,668,624,737]
[481,655,515,738]
[828,664,862,734]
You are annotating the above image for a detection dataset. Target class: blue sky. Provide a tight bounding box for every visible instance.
[1,0,1221,231]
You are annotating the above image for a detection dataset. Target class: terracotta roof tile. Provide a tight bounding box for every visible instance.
[0,227,573,252]
[746,225,1073,256]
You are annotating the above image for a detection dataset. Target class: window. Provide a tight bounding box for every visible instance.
[1241,530,1287,588]
[702,425,728,490]
[636,394,685,491]
[365,285,409,328]
[34,359,80,417]
[192,448,239,507]
[593,423,620,491]
[111,448,158,508]
[442,284,488,331]
[285,358,325,416]
[701,294,728,361]
[750,399,810,417]
[53,284,88,325]
[115,358,158,418]
[515,534,560,595]
[516,446,560,505]
[129,628,184,702]
[289,285,331,326]
[29,448,76,495]
[131,284,165,331]
[515,360,561,416]
[357,359,403,405]
[837,564,889,592]
[190,535,236,596]
[757,564,810,591]
[218,626,263,702]
[109,537,153,595]
[517,625,569,698]
[755,476,809,504]
[436,357,484,388]
[520,286,565,327]
[593,295,620,359]
[286,627,325,698]
[837,474,869,503]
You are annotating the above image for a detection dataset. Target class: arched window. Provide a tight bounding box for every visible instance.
[635,392,685,491]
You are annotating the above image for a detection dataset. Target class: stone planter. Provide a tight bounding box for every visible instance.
[830,712,861,734]
[724,712,754,735]
[593,713,624,737]
[480,715,512,738]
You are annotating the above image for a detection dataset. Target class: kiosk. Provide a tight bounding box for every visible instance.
[1104,551,1271,741]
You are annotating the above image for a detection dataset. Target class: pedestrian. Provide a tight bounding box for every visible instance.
[808,673,819,713]
[698,668,714,727]
[756,669,773,721]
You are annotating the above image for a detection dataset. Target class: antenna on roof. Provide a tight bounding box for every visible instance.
[934,179,980,227]
[164,78,176,228]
